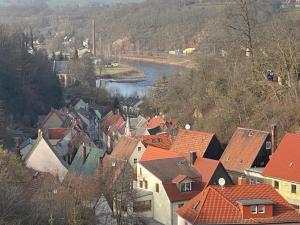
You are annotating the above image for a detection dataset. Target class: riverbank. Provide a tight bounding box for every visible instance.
[120,54,197,69]
[95,63,145,79]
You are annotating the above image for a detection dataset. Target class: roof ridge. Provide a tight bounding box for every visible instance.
[178,128,215,135]
[237,127,269,134]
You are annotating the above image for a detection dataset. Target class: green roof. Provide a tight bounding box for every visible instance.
[74,99,87,111]
[69,143,105,177]
[94,110,102,120]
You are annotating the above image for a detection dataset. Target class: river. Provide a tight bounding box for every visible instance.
[97,60,188,97]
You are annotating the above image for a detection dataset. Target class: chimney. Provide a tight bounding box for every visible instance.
[271,124,277,154]
[190,151,197,166]
[37,129,43,139]
[82,143,87,164]
[238,176,247,185]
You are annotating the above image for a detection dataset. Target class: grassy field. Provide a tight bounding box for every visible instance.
[96,64,145,79]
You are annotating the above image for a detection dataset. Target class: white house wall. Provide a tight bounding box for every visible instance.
[25,138,68,181]
[129,141,146,168]
[137,163,172,225]
[177,215,192,225]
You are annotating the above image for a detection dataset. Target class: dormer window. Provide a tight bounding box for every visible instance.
[250,205,257,214]
[180,182,192,192]
[258,205,265,214]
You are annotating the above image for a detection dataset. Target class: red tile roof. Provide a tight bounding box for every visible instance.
[48,128,69,140]
[193,158,222,186]
[170,129,215,159]
[140,146,181,161]
[145,116,165,129]
[101,110,125,134]
[163,182,204,202]
[177,184,300,224]
[262,133,300,183]
[220,127,270,172]
[135,133,172,149]
[103,136,140,167]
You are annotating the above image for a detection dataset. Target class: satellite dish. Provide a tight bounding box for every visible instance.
[185,124,191,130]
[218,178,226,187]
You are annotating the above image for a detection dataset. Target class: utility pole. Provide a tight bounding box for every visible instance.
[92,19,96,56]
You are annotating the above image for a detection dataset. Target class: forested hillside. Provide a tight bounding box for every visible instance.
[0,25,63,127]
[142,0,300,143]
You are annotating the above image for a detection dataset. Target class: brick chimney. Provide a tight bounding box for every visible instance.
[271,124,277,154]
[238,176,247,185]
[82,143,87,164]
[37,129,43,139]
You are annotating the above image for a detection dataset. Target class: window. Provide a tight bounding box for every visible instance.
[134,158,137,164]
[133,200,151,212]
[250,179,255,184]
[250,205,257,214]
[178,203,184,208]
[258,205,265,214]
[274,181,279,189]
[144,180,148,189]
[156,183,159,193]
[266,141,272,150]
[138,147,142,151]
[180,182,192,192]
[139,181,143,188]
[292,184,297,194]
[140,168,142,175]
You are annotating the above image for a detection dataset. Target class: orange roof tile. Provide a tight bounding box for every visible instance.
[177,184,300,224]
[220,127,270,172]
[194,158,222,186]
[140,146,181,161]
[48,128,69,140]
[101,110,124,134]
[135,133,172,150]
[263,133,300,183]
[170,129,215,159]
[145,116,165,129]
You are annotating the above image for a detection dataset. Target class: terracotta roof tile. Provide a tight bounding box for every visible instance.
[48,128,69,140]
[177,184,300,224]
[220,127,270,172]
[140,146,182,161]
[170,129,215,159]
[135,133,172,149]
[262,133,300,183]
[101,110,125,135]
[163,182,204,202]
[145,116,165,129]
[193,158,221,186]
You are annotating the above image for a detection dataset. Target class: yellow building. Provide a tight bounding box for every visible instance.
[262,133,300,210]
[183,48,195,55]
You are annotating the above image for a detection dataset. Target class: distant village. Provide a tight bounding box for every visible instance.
[10,92,300,225]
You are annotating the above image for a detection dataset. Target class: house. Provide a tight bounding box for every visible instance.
[220,127,272,183]
[120,97,143,115]
[102,136,146,181]
[24,130,68,181]
[145,115,166,135]
[38,108,66,133]
[170,128,224,161]
[136,147,232,225]
[135,133,172,150]
[68,142,105,177]
[262,133,300,210]
[176,184,300,225]
[101,110,126,153]
[138,156,202,225]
